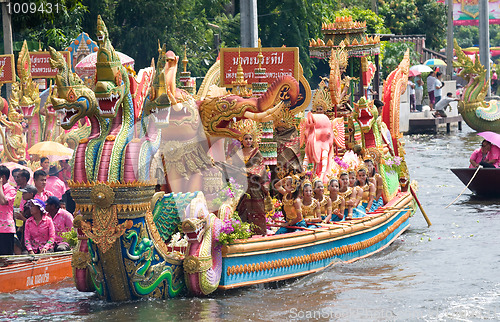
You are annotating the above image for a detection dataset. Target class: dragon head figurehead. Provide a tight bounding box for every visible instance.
[144,43,171,118]
[13,40,40,119]
[453,39,487,106]
[199,75,300,139]
[94,15,129,118]
[49,47,97,129]
[353,96,376,132]
[144,45,196,129]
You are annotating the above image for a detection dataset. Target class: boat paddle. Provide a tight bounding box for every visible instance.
[409,185,432,227]
[445,165,482,208]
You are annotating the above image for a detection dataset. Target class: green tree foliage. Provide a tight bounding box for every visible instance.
[454,25,500,49]
[453,26,478,48]
[379,0,447,50]
[381,42,420,78]
[257,0,328,80]
[6,0,86,51]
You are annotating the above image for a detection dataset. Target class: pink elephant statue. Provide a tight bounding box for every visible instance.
[302,112,336,183]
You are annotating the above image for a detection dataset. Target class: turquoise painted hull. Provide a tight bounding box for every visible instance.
[219,191,413,290]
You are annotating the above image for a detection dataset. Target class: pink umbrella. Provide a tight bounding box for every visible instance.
[75,51,135,78]
[409,69,421,77]
[477,131,500,148]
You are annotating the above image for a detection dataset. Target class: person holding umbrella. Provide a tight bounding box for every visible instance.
[470,132,500,168]
[470,140,500,168]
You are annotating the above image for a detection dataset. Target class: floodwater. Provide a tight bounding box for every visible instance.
[1,124,500,321]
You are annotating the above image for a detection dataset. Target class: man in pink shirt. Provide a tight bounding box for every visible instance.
[0,165,18,255]
[45,196,73,251]
[46,166,67,200]
[33,170,54,202]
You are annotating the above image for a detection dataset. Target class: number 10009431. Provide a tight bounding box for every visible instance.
[6,2,61,15]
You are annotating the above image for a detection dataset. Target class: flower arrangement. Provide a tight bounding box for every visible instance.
[382,155,403,174]
[217,212,253,245]
[264,198,285,233]
[334,156,349,169]
[342,150,362,169]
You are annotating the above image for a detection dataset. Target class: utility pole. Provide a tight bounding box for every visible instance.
[371,0,378,14]
[1,0,12,99]
[240,0,258,47]
[207,23,221,57]
[446,0,454,80]
[479,0,491,96]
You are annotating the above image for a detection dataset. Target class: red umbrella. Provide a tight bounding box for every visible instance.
[477,131,500,148]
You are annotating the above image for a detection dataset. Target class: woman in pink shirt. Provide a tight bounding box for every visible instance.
[470,140,500,168]
[0,165,17,255]
[24,199,55,254]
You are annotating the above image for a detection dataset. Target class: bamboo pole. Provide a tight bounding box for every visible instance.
[409,185,432,227]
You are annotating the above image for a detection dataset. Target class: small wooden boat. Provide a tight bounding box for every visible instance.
[218,191,413,290]
[0,251,72,293]
[450,168,500,197]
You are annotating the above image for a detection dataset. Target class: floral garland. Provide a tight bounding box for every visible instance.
[381,155,403,174]
[334,156,349,169]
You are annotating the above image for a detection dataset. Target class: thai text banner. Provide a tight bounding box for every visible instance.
[220,47,299,87]
[29,51,71,78]
[0,55,15,83]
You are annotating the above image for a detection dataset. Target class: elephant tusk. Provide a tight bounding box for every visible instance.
[172,102,183,112]
[244,101,284,121]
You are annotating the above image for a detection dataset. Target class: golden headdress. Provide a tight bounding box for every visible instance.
[232,119,262,144]
[301,178,312,190]
[312,175,323,187]
[311,77,332,113]
[286,174,301,192]
[356,163,368,173]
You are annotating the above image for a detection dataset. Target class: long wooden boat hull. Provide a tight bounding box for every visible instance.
[218,191,413,290]
[450,168,500,197]
[0,252,72,293]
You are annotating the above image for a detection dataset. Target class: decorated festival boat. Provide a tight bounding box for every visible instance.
[45,16,417,301]
[0,252,72,293]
